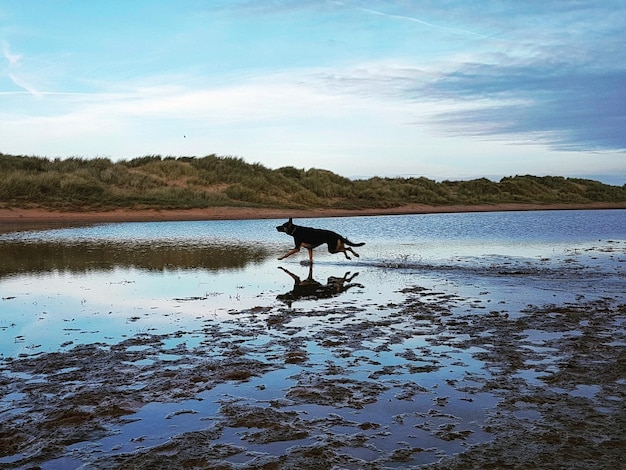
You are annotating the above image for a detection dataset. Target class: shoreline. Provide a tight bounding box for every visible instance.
[0,202,625,230]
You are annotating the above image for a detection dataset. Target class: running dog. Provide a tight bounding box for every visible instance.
[276,218,365,263]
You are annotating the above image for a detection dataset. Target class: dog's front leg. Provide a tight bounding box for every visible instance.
[278,247,301,260]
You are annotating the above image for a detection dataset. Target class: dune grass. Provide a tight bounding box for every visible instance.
[1,153,625,211]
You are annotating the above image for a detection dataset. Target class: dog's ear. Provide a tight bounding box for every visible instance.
[288,218,293,223]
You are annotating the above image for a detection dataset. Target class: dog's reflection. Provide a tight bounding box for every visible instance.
[277,265,364,306]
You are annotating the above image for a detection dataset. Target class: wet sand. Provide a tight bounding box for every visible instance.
[2,293,624,469]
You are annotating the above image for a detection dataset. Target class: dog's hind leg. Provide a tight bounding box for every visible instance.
[332,240,353,260]
[345,247,360,258]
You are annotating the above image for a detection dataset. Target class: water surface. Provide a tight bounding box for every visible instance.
[1,210,624,469]
[1,210,622,356]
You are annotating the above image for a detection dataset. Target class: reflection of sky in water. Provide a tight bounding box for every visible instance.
[1,211,625,468]
[1,209,625,359]
[1,218,279,245]
[2,263,285,357]
[3,209,625,256]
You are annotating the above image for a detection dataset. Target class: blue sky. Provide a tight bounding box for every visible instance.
[1,1,625,184]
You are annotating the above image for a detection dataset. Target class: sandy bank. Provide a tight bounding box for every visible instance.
[1,202,624,229]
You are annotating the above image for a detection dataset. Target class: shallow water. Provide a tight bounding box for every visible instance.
[1,210,625,469]
[1,210,624,358]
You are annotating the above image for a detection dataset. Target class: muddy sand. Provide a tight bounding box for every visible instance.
[2,290,624,468]
[0,208,625,469]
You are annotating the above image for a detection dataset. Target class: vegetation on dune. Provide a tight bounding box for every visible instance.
[1,153,625,211]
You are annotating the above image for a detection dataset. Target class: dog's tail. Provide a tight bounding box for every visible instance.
[344,238,365,247]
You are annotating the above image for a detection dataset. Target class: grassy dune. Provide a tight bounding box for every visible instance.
[1,153,625,211]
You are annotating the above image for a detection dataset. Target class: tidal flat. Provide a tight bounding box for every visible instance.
[1,211,625,469]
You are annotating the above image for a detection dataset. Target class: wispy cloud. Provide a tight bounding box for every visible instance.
[2,40,41,96]
[357,6,487,39]
[2,40,20,66]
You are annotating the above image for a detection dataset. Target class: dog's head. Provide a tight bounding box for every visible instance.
[276,218,294,234]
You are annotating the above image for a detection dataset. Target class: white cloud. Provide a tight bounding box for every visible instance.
[2,40,41,96]
[2,40,20,66]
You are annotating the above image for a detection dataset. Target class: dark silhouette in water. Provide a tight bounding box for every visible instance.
[276,265,363,306]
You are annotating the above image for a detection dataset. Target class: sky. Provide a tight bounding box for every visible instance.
[1,1,625,185]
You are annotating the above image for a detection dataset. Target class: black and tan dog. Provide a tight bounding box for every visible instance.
[276,218,365,263]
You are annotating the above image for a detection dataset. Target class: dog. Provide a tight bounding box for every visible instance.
[276,218,365,263]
